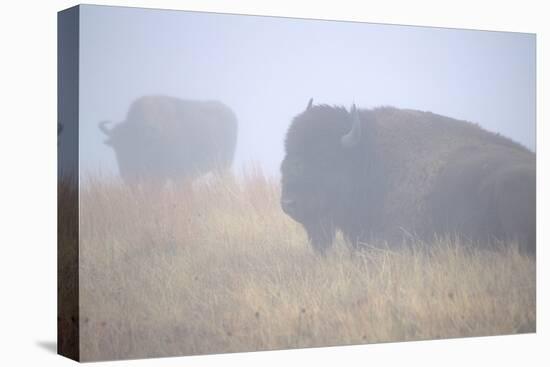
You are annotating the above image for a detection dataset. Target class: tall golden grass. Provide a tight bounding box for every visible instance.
[64,170,535,361]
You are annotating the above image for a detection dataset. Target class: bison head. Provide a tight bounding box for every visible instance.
[280,99,363,253]
[98,120,155,183]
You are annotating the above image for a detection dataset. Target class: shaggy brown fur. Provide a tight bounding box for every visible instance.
[281,101,535,254]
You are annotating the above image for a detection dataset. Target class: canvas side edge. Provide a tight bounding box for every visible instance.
[57,5,80,362]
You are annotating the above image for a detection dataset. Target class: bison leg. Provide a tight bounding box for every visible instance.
[304,220,336,254]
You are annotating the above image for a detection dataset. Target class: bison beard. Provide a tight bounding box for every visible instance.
[280,99,535,255]
[303,220,336,254]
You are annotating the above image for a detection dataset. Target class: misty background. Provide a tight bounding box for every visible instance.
[74,5,535,178]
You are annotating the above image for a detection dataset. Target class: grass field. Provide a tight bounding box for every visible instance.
[60,170,535,361]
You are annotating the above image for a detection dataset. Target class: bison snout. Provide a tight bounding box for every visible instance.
[281,198,298,216]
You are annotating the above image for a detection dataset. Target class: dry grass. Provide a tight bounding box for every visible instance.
[66,170,535,361]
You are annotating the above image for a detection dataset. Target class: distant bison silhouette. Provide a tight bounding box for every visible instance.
[281,99,535,255]
[99,96,238,184]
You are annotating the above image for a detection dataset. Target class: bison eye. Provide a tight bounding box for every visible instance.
[283,181,297,191]
[289,160,305,171]
[283,181,305,194]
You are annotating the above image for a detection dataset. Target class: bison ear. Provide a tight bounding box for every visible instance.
[341,104,362,148]
[306,98,313,111]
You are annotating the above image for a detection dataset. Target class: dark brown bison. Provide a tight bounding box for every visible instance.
[99,95,238,184]
[281,99,535,255]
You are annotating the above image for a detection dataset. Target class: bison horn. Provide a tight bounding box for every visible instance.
[306,98,313,111]
[341,104,361,148]
[98,120,113,136]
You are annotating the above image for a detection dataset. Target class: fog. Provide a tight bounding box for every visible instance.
[75,5,535,178]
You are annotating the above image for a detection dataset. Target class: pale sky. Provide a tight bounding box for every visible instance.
[76,4,536,178]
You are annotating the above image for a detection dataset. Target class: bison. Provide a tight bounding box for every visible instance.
[281,99,535,255]
[99,95,238,184]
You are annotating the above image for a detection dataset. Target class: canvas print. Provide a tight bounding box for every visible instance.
[58,4,536,362]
